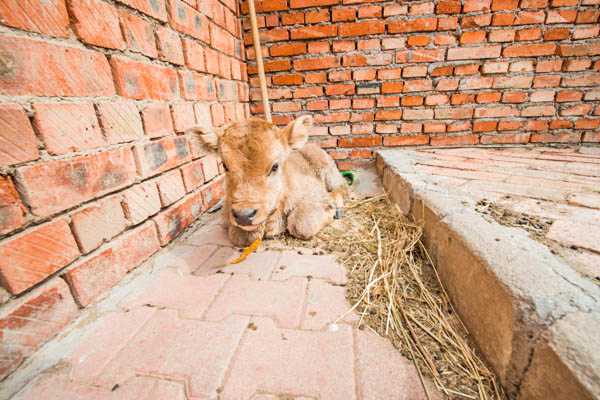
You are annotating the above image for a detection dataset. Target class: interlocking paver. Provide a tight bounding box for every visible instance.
[152,243,218,273]
[546,219,600,253]
[119,268,228,318]
[15,374,185,400]
[195,247,280,280]
[272,250,347,284]
[355,329,428,400]
[204,275,307,328]
[187,223,232,246]
[220,317,356,400]
[302,279,357,330]
[95,310,248,399]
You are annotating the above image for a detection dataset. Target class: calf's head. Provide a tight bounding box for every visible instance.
[189,116,312,231]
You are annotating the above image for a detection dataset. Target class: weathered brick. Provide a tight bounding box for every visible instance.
[111,57,178,100]
[0,104,38,166]
[134,136,191,178]
[70,196,127,254]
[474,106,519,118]
[180,160,206,192]
[32,102,104,155]
[153,191,204,245]
[117,0,167,21]
[291,25,337,40]
[0,176,26,235]
[503,43,556,57]
[293,57,340,71]
[156,169,187,207]
[141,103,174,138]
[396,49,445,63]
[557,44,600,57]
[0,218,80,294]
[16,148,136,217]
[0,0,69,38]
[389,18,437,33]
[430,134,478,145]
[447,45,501,60]
[0,35,114,97]
[182,39,206,72]
[546,9,577,24]
[0,278,78,379]
[338,137,382,147]
[178,71,216,101]
[96,101,144,145]
[171,103,196,133]
[339,21,386,36]
[122,181,162,225]
[167,0,210,43]
[64,221,160,306]
[156,27,184,65]
[120,10,157,57]
[69,0,123,49]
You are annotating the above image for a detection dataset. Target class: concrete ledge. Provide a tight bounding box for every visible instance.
[376,149,600,399]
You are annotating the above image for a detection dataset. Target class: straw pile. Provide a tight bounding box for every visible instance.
[272,195,506,400]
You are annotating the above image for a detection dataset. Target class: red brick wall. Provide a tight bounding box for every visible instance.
[242,0,600,169]
[0,0,247,378]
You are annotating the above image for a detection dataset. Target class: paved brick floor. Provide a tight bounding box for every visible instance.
[11,218,430,399]
[410,146,600,282]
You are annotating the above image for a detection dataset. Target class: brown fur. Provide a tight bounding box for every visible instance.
[188,116,348,247]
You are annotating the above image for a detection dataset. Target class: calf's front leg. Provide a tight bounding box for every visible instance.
[287,203,334,240]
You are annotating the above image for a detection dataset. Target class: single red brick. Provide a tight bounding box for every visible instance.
[436,0,461,13]
[382,37,407,49]
[181,39,206,72]
[0,218,80,294]
[384,4,408,16]
[424,122,447,133]
[464,0,491,12]
[156,27,184,65]
[281,12,304,25]
[178,71,217,101]
[396,49,445,63]
[389,18,437,34]
[155,169,186,207]
[536,60,563,72]
[431,66,454,76]
[400,123,423,133]
[438,16,459,30]
[557,43,600,57]
[531,132,582,143]
[70,196,126,254]
[546,9,577,24]
[494,75,533,89]
[350,150,372,159]
[474,105,519,118]
[293,57,340,71]
[119,0,167,21]
[403,109,434,120]
[376,110,403,120]
[0,35,114,97]
[358,5,382,18]
[436,78,460,91]
[435,108,474,119]
[332,41,356,52]
[141,103,174,138]
[69,0,123,49]
[332,8,356,22]
[576,9,600,23]
[403,79,433,92]
[560,104,593,116]
[308,41,330,53]
[328,151,349,160]
[515,28,542,41]
[270,43,307,56]
[502,91,528,103]
[577,119,600,130]
[378,68,402,80]
[167,0,209,43]
[134,136,191,178]
[353,69,376,81]
[154,191,205,245]
[289,0,338,7]
[0,104,38,167]
[480,133,530,144]
[491,13,514,26]
[96,101,144,145]
[454,63,480,75]
[338,137,382,148]
[314,112,351,124]
[32,102,104,156]
[291,25,337,40]
[460,31,486,44]
[381,82,404,93]
[121,181,161,225]
[65,220,160,306]
[447,45,501,60]
[503,43,556,57]
[402,96,424,106]
[556,91,583,102]
[492,0,518,10]
[463,13,492,28]
[0,0,68,38]
[533,75,561,88]
[544,27,570,41]
[514,10,546,25]
[561,74,600,87]
[410,1,434,14]
[0,278,78,379]
[120,10,157,57]
[407,36,431,48]
[488,29,515,42]
[293,86,324,98]
[306,100,328,111]
[339,21,386,36]
[474,121,498,132]
[271,74,302,86]
[451,93,475,105]
[111,56,178,100]
[431,134,478,146]
[0,176,25,235]
[306,9,330,23]
[384,135,429,146]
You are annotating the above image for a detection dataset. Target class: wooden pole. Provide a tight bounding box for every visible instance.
[247,0,272,122]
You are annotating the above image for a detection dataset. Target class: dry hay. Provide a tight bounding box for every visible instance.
[268,195,506,400]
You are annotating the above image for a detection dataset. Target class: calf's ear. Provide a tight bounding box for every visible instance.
[283,115,312,150]
[187,125,222,153]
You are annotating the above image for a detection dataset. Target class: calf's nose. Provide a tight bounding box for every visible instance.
[232,208,258,226]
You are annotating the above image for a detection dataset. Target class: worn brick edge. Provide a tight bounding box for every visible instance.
[376,148,600,399]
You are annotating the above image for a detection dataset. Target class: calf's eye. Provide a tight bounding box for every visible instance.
[269,162,279,175]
